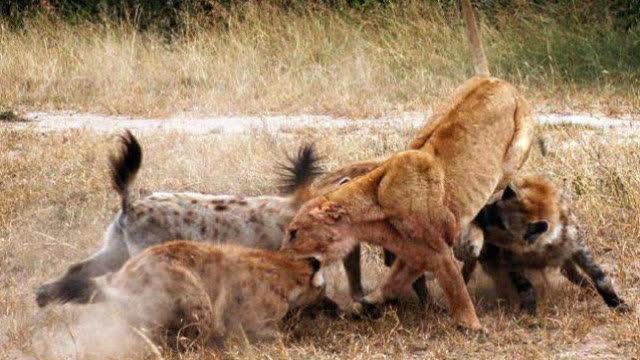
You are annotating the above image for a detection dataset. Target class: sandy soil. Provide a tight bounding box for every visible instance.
[5,111,640,135]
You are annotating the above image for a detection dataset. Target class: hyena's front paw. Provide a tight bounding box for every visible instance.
[347,300,383,320]
[247,327,280,343]
[296,297,341,319]
[613,301,633,314]
[360,301,383,319]
[520,299,537,315]
[455,323,489,337]
[35,283,54,308]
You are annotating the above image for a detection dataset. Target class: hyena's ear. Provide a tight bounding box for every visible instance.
[524,220,549,243]
[475,202,506,230]
[502,184,518,200]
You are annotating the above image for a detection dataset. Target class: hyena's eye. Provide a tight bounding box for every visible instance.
[496,216,508,231]
[288,229,298,242]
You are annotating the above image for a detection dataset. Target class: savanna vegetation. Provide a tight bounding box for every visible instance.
[2,2,639,359]
[1,1,638,117]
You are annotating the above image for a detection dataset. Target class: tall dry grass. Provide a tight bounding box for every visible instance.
[1,2,638,117]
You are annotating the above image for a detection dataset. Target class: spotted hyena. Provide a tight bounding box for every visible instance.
[469,174,631,314]
[36,131,347,307]
[56,241,330,347]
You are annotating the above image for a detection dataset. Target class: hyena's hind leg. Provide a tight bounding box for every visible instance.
[560,261,591,288]
[166,294,216,351]
[569,249,632,312]
[343,244,365,300]
[35,221,130,307]
[67,221,130,278]
[162,270,217,351]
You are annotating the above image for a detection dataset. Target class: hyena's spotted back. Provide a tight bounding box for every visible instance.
[123,193,296,254]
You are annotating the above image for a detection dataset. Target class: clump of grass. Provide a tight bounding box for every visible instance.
[0,109,28,122]
[0,2,638,117]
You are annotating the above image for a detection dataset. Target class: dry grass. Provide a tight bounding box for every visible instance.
[1,122,639,359]
[1,2,639,117]
[0,109,28,123]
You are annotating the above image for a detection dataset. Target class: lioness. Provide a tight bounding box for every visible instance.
[281,0,534,330]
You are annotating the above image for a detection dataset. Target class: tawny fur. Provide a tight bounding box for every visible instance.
[313,159,486,306]
[59,241,327,347]
[281,0,535,330]
[471,174,631,314]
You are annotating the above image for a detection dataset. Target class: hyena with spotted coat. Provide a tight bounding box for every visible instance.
[36,131,341,307]
[57,241,328,347]
[471,174,631,314]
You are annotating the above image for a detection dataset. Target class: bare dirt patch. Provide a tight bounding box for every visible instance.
[6,111,640,135]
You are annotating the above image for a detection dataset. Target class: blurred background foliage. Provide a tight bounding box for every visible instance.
[1,0,638,116]
[2,0,639,33]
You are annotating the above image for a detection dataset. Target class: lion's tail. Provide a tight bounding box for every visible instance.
[461,0,490,77]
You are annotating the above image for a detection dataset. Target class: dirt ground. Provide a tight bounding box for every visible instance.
[1,112,639,359]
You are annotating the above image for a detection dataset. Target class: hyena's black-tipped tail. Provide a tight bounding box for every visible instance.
[277,143,323,203]
[109,130,142,215]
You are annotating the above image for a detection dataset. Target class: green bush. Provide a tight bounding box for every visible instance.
[2,1,639,33]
